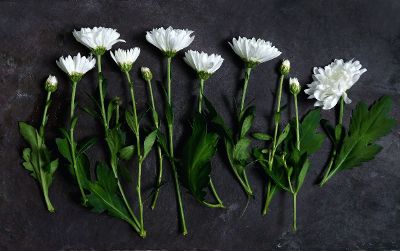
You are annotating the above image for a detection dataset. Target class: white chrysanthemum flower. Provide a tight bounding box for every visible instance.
[45,75,58,92]
[110,48,140,72]
[289,77,300,95]
[183,50,224,79]
[304,59,367,110]
[56,53,96,81]
[229,36,281,67]
[73,27,125,54]
[146,26,195,57]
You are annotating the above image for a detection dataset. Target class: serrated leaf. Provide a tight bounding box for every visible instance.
[253,132,272,141]
[125,110,137,136]
[143,130,157,160]
[330,96,396,176]
[233,137,251,161]
[299,109,325,155]
[181,114,219,201]
[118,145,135,160]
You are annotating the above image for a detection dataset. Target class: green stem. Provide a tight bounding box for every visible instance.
[146,79,164,210]
[167,57,172,104]
[263,74,285,213]
[39,91,52,136]
[320,96,344,186]
[39,168,55,212]
[97,54,108,129]
[125,71,145,237]
[240,67,252,112]
[208,178,225,208]
[69,81,87,205]
[165,57,187,235]
[294,95,300,151]
[293,193,297,232]
[198,79,204,113]
[115,103,120,126]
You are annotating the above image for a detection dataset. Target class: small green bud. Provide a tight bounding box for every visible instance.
[289,77,301,95]
[112,96,122,106]
[280,59,290,76]
[141,67,153,81]
[45,75,58,92]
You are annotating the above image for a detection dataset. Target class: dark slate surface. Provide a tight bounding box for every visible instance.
[1,1,399,250]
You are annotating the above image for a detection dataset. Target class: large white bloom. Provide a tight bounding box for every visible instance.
[73,27,125,52]
[304,59,367,110]
[56,53,96,78]
[146,26,194,56]
[183,50,224,77]
[229,37,281,66]
[110,48,140,71]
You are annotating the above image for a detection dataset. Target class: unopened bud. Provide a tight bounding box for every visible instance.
[45,75,58,92]
[280,59,290,76]
[141,67,153,81]
[289,77,301,95]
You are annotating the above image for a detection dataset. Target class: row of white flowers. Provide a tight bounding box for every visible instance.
[55,26,366,111]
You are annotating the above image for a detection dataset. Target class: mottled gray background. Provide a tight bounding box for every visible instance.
[1,0,399,250]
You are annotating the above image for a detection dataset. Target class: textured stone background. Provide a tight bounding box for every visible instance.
[1,1,399,250]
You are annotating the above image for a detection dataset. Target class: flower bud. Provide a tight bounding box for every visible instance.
[141,67,153,81]
[289,77,301,95]
[45,75,58,92]
[280,59,290,76]
[112,96,122,106]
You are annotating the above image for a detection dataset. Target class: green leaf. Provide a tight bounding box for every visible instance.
[296,158,310,192]
[107,101,115,125]
[19,122,38,147]
[56,138,72,163]
[156,130,169,157]
[240,114,254,138]
[70,115,78,131]
[118,145,135,160]
[181,114,219,201]
[321,119,335,144]
[299,109,325,155]
[76,153,90,189]
[87,163,134,226]
[77,137,97,155]
[203,96,233,142]
[233,138,251,161]
[125,110,137,136]
[252,132,272,141]
[143,130,157,160]
[276,124,290,148]
[331,96,396,175]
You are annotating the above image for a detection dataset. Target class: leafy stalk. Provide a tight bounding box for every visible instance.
[19,89,58,212]
[262,73,285,215]
[124,71,146,237]
[165,56,187,235]
[145,78,164,210]
[320,96,395,185]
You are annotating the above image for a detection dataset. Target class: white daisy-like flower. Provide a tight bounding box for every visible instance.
[304,59,367,110]
[56,53,96,81]
[45,75,58,92]
[110,48,140,72]
[73,27,125,54]
[229,36,281,67]
[183,50,224,79]
[146,26,195,57]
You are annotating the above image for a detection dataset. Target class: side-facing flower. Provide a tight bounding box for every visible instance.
[56,53,96,82]
[229,36,281,68]
[73,27,125,55]
[45,75,58,92]
[110,48,140,72]
[183,50,224,80]
[146,26,195,57]
[304,59,367,110]
[289,77,301,95]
